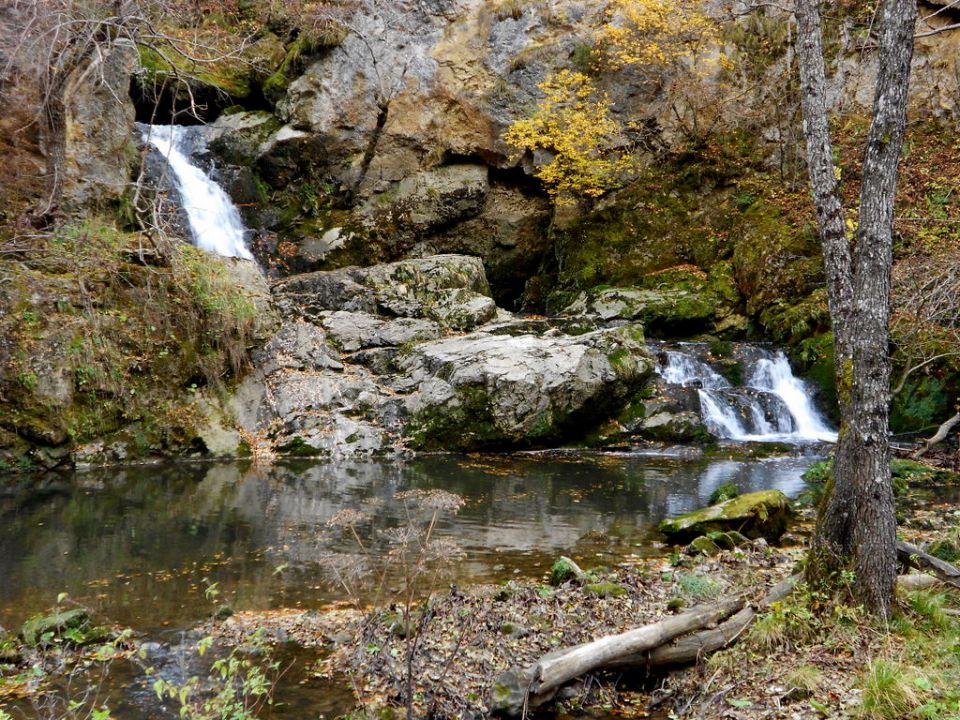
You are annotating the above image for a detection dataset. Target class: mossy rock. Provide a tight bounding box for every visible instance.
[583,582,627,598]
[659,489,795,543]
[687,536,721,556]
[707,531,737,550]
[21,608,91,647]
[928,539,960,563]
[549,557,582,586]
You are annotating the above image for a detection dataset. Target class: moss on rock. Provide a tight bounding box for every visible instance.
[659,489,795,543]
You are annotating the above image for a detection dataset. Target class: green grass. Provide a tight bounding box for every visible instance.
[858,659,924,719]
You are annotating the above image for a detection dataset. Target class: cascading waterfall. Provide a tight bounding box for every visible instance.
[141,124,254,260]
[655,346,837,443]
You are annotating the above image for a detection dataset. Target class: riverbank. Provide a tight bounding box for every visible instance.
[193,464,960,720]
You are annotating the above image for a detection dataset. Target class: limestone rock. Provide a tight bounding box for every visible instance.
[319,311,441,352]
[371,164,489,232]
[659,490,796,543]
[402,324,652,450]
[561,286,715,334]
[273,254,492,327]
[62,41,137,210]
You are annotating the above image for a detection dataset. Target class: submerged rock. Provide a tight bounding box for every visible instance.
[659,490,795,543]
[19,608,112,647]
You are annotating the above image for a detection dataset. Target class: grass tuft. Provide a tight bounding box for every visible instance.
[858,658,924,719]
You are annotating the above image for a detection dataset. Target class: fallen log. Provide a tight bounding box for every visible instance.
[489,596,744,716]
[897,540,960,589]
[913,411,960,458]
[897,573,942,590]
[609,575,799,669]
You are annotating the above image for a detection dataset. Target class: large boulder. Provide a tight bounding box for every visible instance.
[659,490,795,543]
[402,324,652,450]
[273,254,494,330]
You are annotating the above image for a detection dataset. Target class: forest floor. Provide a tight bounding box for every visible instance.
[206,465,960,720]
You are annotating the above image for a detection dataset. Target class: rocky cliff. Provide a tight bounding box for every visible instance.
[3,0,960,468]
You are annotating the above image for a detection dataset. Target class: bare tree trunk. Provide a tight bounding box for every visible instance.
[795,0,917,616]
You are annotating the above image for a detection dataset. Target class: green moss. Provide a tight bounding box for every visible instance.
[550,557,581,586]
[1,217,259,466]
[660,489,795,543]
[708,481,741,505]
[583,581,627,598]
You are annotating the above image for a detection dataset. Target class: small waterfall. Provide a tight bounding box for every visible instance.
[141,124,254,260]
[655,346,837,443]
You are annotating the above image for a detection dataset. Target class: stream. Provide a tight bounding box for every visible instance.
[0,452,822,718]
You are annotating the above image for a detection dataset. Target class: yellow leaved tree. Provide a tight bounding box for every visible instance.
[598,0,717,72]
[503,70,633,202]
[505,0,719,202]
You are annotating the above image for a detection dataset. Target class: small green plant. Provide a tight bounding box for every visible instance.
[708,481,740,505]
[677,572,721,599]
[152,631,278,720]
[784,664,822,695]
[17,370,38,392]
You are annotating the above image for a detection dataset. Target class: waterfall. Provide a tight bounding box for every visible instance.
[141,125,254,260]
[655,346,837,443]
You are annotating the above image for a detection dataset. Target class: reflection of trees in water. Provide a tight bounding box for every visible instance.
[0,456,816,629]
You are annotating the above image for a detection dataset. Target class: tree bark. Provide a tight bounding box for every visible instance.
[795,0,917,617]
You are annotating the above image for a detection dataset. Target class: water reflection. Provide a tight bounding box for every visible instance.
[0,454,815,631]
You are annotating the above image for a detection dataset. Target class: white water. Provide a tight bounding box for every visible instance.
[655,347,837,444]
[141,125,254,260]
[750,353,836,441]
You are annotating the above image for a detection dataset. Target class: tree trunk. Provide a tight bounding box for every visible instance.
[795,0,917,616]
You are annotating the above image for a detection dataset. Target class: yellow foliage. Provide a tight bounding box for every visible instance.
[599,0,717,72]
[504,0,722,200]
[503,70,633,201]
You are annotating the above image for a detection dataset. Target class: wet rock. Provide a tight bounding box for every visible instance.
[659,490,795,544]
[21,608,91,647]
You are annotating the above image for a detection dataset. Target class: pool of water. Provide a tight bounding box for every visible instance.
[0,451,819,717]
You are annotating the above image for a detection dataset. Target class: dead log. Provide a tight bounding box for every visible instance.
[610,575,800,669]
[913,411,960,458]
[897,540,960,589]
[489,596,744,716]
[897,573,942,590]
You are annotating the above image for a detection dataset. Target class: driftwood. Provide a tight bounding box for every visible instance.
[610,575,800,670]
[897,573,942,590]
[913,411,960,458]
[897,540,960,589]
[490,597,745,716]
